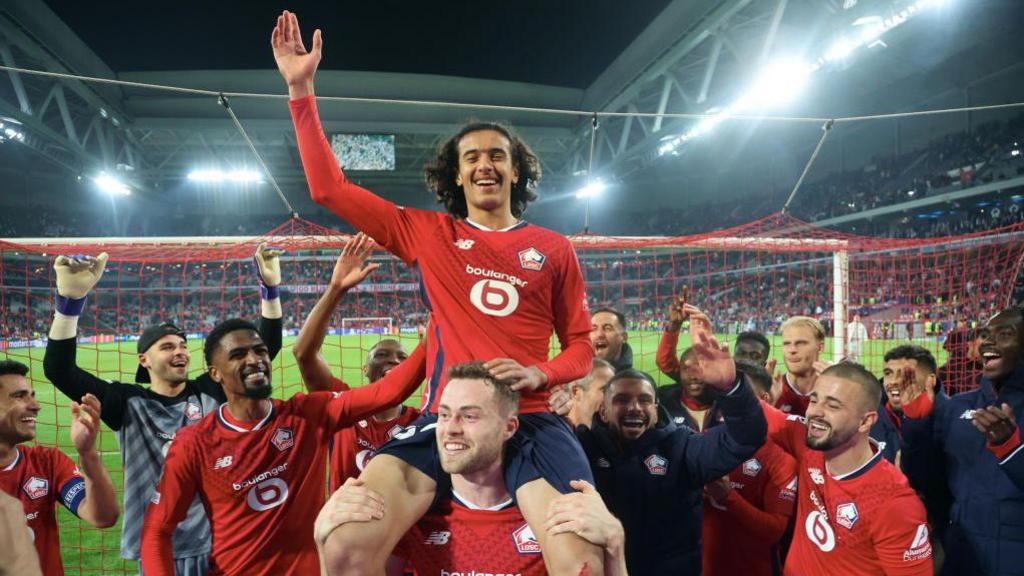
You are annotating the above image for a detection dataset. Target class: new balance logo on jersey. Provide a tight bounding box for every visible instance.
[454,239,475,250]
[271,427,295,452]
[512,522,542,554]
[518,247,546,271]
[960,409,977,420]
[808,468,825,485]
[424,531,451,545]
[903,524,932,561]
[214,455,234,469]
[22,477,48,500]
[596,457,611,468]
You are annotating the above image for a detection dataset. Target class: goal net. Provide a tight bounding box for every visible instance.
[1,213,1022,573]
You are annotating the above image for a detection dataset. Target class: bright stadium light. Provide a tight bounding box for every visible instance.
[187,168,263,184]
[94,172,131,196]
[658,0,948,158]
[575,179,607,199]
[0,118,25,143]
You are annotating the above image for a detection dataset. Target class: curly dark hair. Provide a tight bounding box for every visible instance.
[424,122,541,219]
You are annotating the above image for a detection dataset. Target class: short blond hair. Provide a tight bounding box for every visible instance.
[781,316,825,342]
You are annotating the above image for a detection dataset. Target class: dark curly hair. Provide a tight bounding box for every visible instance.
[424,122,541,219]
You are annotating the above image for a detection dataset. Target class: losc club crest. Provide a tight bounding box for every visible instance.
[22,476,49,500]
[184,402,202,422]
[644,454,668,476]
[271,427,295,452]
[742,458,763,477]
[512,522,542,554]
[836,502,859,530]
[518,248,546,272]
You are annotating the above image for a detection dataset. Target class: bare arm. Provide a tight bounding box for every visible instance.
[70,394,118,528]
[294,234,380,391]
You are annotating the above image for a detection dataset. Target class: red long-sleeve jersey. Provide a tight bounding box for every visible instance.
[326,373,420,492]
[703,440,798,576]
[775,373,812,416]
[392,497,545,576]
[0,446,86,576]
[140,353,424,576]
[762,405,933,575]
[290,95,593,414]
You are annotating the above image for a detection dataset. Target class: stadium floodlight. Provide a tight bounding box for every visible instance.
[94,172,131,196]
[575,179,607,199]
[187,168,263,184]
[738,59,814,108]
[0,118,25,143]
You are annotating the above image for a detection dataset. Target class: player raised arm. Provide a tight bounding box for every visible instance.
[274,11,420,260]
[44,254,116,406]
[677,313,768,481]
[253,242,285,360]
[69,393,119,528]
[656,291,694,383]
[294,233,380,391]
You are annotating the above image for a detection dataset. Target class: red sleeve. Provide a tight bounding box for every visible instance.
[761,400,805,457]
[535,246,594,387]
[319,343,427,430]
[140,432,201,576]
[289,95,421,265]
[902,393,934,420]
[719,488,791,544]
[761,447,798,519]
[873,492,933,575]
[329,377,350,393]
[656,328,681,380]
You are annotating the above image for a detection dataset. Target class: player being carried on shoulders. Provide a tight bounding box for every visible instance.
[273,11,597,574]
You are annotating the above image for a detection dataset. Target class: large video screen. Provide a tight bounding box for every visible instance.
[330,133,396,171]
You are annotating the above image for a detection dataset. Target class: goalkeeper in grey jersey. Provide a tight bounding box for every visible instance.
[42,246,284,576]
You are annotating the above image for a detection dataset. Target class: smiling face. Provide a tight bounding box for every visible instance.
[0,374,40,444]
[882,358,934,411]
[436,377,517,475]
[208,329,272,400]
[804,374,876,452]
[139,334,190,385]
[977,309,1024,381]
[590,311,627,362]
[454,129,519,218]
[602,377,658,441]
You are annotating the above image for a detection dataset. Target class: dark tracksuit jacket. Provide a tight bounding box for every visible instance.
[901,363,1024,575]
[576,377,767,576]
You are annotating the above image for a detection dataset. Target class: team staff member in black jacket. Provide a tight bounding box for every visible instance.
[42,246,284,576]
[575,320,767,575]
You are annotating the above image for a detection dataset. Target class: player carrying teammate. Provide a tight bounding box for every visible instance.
[274,11,598,574]
[316,362,627,576]
[43,246,284,574]
[140,317,427,576]
[0,360,118,576]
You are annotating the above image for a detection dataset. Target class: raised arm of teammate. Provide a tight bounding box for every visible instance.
[253,242,285,360]
[656,294,687,382]
[43,254,122,417]
[69,393,119,528]
[294,233,380,392]
[274,11,421,262]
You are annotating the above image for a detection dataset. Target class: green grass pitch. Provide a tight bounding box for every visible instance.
[1,332,945,574]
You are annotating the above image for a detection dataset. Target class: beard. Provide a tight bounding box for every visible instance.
[805,422,855,451]
[239,370,273,399]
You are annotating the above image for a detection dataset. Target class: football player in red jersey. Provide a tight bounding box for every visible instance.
[140,319,426,576]
[274,11,598,574]
[316,362,627,576]
[0,360,118,576]
[293,233,421,490]
[761,361,933,575]
[772,316,831,416]
[702,361,797,576]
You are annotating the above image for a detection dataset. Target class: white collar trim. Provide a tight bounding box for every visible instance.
[451,489,514,511]
[464,218,522,232]
[1,448,20,472]
[218,403,273,432]
[830,438,883,480]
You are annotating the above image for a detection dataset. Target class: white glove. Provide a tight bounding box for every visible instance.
[54,253,108,300]
[254,243,283,288]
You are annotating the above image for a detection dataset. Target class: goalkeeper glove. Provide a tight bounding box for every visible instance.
[254,243,284,299]
[53,253,108,315]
